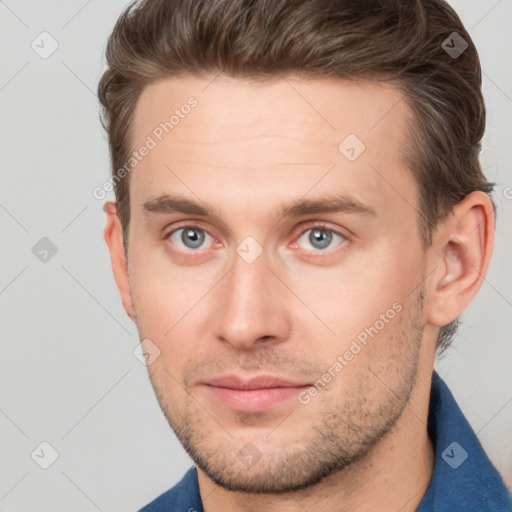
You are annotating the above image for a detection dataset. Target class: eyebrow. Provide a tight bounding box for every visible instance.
[142,193,377,220]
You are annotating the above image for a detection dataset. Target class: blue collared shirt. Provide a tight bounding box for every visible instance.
[140,371,512,511]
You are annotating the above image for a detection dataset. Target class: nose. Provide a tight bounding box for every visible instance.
[213,248,292,351]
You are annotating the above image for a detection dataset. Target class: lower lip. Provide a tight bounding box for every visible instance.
[202,385,310,413]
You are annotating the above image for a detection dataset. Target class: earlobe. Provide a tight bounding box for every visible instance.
[103,201,136,323]
[427,191,494,327]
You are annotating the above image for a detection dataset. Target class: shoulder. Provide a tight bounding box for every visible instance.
[420,372,512,510]
[139,466,202,512]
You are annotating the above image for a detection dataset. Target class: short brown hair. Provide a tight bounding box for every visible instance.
[98,0,495,353]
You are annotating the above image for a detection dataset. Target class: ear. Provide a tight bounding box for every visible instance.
[426,191,495,328]
[103,201,136,323]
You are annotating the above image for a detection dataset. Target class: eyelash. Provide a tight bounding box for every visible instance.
[163,222,348,255]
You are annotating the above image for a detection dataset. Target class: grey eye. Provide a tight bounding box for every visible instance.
[297,228,343,251]
[170,227,212,250]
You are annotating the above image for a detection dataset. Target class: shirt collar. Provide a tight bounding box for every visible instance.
[416,370,511,510]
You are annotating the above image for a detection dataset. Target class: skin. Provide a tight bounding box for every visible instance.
[103,75,494,512]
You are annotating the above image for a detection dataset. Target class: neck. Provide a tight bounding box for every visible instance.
[197,369,435,512]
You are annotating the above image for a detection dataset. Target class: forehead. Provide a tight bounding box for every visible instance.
[129,75,416,223]
[132,74,409,149]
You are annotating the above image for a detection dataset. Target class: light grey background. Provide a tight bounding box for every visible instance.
[0,1,511,510]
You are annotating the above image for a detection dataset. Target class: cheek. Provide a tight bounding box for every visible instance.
[129,239,209,308]
[293,261,401,330]
[128,251,221,366]
[295,246,422,357]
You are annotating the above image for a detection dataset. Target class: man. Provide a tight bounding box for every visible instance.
[99,0,512,510]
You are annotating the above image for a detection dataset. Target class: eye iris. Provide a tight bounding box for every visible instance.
[310,229,332,249]
[182,228,205,249]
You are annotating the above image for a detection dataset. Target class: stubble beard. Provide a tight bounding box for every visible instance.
[144,288,426,494]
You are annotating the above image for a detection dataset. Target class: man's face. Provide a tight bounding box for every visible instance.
[125,75,431,492]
